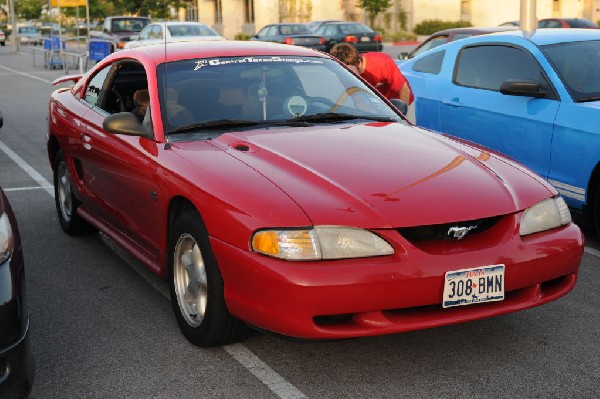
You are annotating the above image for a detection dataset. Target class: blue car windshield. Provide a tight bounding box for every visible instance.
[541,40,600,102]
[157,56,403,137]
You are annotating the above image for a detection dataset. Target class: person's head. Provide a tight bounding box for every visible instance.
[330,43,365,74]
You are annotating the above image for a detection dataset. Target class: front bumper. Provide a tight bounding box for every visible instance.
[213,215,584,340]
[0,317,34,399]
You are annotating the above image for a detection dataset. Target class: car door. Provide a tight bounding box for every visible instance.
[438,44,559,179]
[75,60,163,261]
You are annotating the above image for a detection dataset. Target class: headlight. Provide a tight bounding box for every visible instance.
[0,213,14,264]
[251,226,394,260]
[519,196,571,236]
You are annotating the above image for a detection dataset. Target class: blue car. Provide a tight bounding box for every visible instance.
[400,29,600,234]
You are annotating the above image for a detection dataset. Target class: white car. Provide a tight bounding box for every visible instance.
[124,21,225,49]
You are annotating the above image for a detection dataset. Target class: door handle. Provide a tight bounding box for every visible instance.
[442,98,462,107]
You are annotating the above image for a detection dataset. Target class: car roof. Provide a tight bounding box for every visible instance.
[483,28,600,45]
[117,40,330,63]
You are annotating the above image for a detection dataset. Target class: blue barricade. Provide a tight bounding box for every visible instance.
[88,40,111,63]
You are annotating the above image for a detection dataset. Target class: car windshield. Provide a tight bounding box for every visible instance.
[19,27,38,34]
[168,24,218,37]
[158,56,403,140]
[541,40,600,102]
[112,19,149,33]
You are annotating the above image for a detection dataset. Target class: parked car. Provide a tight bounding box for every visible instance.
[250,23,325,51]
[398,26,517,60]
[305,20,342,32]
[400,29,600,234]
[124,21,225,49]
[47,40,582,347]
[499,21,520,27]
[539,18,599,28]
[16,26,42,45]
[315,21,382,52]
[0,110,35,398]
[0,28,5,46]
[90,16,151,52]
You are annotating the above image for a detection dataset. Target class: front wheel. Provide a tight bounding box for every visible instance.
[168,210,250,347]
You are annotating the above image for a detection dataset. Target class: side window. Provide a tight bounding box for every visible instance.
[324,26,337,36]
[413,50,445,74]
[84,66,111,106]
[454,45,550,92]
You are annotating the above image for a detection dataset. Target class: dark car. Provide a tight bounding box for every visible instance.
[0,110,35,398]
[305,20,342,32]
[539,18,599,28]
[250,23,326,51]
[315,21,383,52]
[398,26,517,60]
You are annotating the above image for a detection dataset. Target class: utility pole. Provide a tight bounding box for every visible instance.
[520,0,537,31]
[8,0,18,52]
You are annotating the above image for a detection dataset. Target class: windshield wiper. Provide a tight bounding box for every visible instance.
[289,113,396,123]
[167,119,306,135]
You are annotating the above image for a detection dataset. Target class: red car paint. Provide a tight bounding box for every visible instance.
[47,41,583,343]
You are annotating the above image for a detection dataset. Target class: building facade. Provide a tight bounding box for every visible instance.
[180,0,600,40]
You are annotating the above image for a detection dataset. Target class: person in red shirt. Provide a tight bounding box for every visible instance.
[330,43,414,107]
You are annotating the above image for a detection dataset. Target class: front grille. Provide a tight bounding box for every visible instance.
[398,216,502,242]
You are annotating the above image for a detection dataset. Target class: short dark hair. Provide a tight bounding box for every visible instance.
[330,43,361,66]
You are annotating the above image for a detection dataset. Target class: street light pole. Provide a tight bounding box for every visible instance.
[520,0,537,31]
[8,0,18,52]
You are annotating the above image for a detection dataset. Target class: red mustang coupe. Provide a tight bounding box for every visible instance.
[47,41,584,347]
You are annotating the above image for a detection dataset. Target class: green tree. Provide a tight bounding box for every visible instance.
[15,0,46,20]
[357,0,392,27]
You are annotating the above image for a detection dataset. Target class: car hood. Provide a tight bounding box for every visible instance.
[176,122,554,228]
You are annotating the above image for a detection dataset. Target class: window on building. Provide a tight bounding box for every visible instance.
[553,0,560,13]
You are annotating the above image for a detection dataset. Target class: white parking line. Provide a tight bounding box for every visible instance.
[0,138,309,398]
[0,139,54,197]
[0,64,53,84]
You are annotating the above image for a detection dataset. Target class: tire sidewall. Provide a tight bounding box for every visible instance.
[167,211,225,345]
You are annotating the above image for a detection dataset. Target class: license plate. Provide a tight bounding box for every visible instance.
[443,265,505,308]
[360,36,371,42]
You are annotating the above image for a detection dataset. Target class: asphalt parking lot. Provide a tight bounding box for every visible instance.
[0,44,599,399]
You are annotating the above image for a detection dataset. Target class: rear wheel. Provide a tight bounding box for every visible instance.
[593,185,600,237]
[168,210,250,347]
[53,150,94,235]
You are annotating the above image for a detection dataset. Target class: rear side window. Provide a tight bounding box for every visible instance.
[454,45,550,92]
[413,50,445,74]
[84,66,110,106]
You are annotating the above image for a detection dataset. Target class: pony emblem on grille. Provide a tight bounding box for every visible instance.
[447,225,477,240]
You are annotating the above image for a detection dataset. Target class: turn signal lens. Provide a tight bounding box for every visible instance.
[284,37,295,45]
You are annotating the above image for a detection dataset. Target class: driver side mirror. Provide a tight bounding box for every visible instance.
[398,52,409,60]
[103,112,152,139]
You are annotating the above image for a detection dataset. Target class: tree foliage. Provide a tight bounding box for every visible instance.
[357,0,392,27]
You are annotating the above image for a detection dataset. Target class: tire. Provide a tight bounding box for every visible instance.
[168,210,250,347]
[53,150,94,235]
[594,185,600,237]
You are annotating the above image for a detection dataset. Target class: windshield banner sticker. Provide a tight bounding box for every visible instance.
[194,56,323,70]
